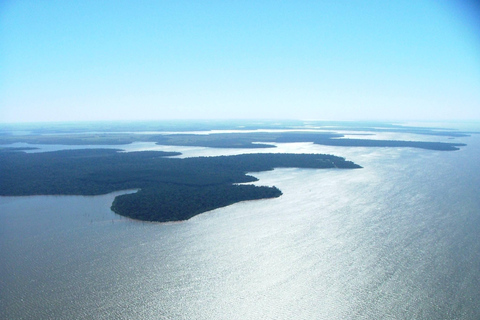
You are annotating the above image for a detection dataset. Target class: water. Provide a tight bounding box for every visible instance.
[0,127,461,155]
[1,134,480,319]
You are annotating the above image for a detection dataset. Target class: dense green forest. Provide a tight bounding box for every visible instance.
[0,149,360,222]
[0,130,465,151]
[0,122,467,221]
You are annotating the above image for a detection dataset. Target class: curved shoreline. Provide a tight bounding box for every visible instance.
[0,150,360,222]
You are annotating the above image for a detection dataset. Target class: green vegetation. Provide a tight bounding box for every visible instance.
[0,149,360,222]
[0,121,467,221]
[112,184,282,222]
[0,131,465,151]
[273,133,465,151]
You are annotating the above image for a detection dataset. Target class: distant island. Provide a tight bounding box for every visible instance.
[0,121,469,221]
[0,130,466,151]
[0,149,360,222]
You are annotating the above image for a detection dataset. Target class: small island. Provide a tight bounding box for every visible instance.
[0,121,468,221]
[0,149,361,222]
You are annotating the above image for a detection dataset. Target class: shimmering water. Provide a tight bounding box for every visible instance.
[1,134,480,319]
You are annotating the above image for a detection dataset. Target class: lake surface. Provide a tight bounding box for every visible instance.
[1,133,480,319]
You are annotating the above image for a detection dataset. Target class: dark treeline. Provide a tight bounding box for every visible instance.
[112,184,283,222]
[0,149,360,222]
[0,131,465,151]
[273,134,465,151]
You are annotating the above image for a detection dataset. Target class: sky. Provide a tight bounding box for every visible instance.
[1,0,480,123]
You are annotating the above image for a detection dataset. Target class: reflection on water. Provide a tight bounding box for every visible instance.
[1,135,480,319]
[0,127,467,156]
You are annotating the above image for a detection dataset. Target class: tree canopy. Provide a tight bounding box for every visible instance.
[0,149,360,222]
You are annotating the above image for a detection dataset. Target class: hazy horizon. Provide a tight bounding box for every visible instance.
[1,1,480,123]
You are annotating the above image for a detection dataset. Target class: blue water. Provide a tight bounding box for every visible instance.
[1,133,479,319]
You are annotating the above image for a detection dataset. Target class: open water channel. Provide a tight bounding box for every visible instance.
[1,131,480,319]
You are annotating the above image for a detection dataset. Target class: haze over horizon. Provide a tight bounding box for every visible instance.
[1,1,480,123]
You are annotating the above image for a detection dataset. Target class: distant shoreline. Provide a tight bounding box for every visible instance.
[0,121,468,222]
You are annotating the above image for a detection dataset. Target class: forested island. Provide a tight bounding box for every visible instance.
[0,128,467,151]
[0,149,360,222]
[0,121,469,221]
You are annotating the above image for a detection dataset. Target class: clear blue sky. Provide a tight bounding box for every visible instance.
[1,0,479,123]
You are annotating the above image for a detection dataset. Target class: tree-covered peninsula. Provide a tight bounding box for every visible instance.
[0,149,361,222]
[0,130,466,151]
